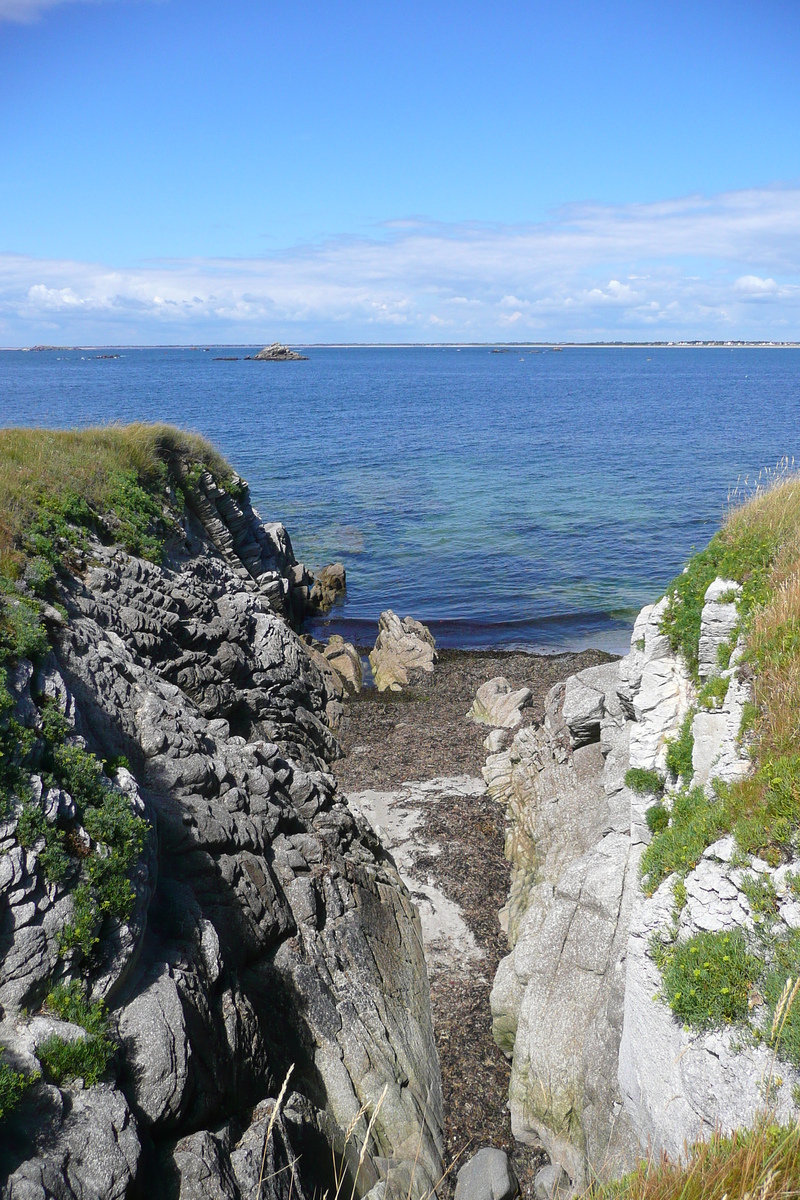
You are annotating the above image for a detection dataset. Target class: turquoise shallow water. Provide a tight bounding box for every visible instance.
[2,345,799,653]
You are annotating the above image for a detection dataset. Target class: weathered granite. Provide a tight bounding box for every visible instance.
[487,577,788,1187]
[468,678,532,730]
[368,611,436,692]
[0,490,443,1198]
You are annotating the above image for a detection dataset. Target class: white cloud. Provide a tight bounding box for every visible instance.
[2,184,800,343]
[0,0,140,22]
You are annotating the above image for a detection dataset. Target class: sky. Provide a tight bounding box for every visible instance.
[1,0,799,343]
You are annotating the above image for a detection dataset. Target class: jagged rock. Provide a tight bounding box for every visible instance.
[0,1082,140,1200]
[697,578,741,680]
[368,610,436,692]
[250,343,308,361]
[172,1130,240,1200]
[0,478,443,1197]
[489,585,796,1186]
[468,678,532,729]
[454,1147,518,1200]
[118,967,192,1130]
[322,634,362,693]
[311,562,347,611]
[533,1164,571,1200]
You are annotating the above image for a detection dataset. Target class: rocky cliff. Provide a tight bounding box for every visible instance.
[488,577,800,1189]
[0,433,443,1200]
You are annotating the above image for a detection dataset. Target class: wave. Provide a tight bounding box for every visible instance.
[304,608,636,655]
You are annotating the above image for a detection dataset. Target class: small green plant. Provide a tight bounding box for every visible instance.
[645,804,669,834]
[665,712,695,782]
[625,768,664,795]
[740,874,779,921]
[660,929,760,1030]
[38,981,113,1086]
[38,1033,112,1086]
[698,674,730,711]
[0,1056,38,1120]
[640,786,727,894]
[672,878,687,918]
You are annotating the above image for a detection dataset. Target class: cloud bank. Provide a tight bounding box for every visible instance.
[2,185,800,344]
[0,0,115,21]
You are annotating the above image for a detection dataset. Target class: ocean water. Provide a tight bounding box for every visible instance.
[2,345,799,655]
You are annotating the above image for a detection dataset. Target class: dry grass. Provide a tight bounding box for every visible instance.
[590,1121,800,1200]
[0,422,235,576]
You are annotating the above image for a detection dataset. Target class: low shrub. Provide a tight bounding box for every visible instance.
[660,929,759,1030]
[625,768,664,796]
[38,1033,111,1086]
[664,713,695,782]
[698,674,730,710]
[640,787,728,895]
[0,1057,38,1120]
[645,804,669,834]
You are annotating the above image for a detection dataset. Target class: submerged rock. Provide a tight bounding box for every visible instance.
[369,610,436,691]
[311,561,347,611]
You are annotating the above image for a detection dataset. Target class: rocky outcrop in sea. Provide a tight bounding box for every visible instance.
[0,471,442,1200]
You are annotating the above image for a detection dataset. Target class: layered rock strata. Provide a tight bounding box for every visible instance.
[487,580,800,1188]
[0,494,443,1199]
[369,613,437,693]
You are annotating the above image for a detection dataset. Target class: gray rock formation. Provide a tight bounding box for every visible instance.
[311,562,347,611]
[468,678,532,730]
[486,577,800,1187]
[250,343,308,361]
[0,490,442,1197]
[368,611,436,693]
[454,1147,518,1200]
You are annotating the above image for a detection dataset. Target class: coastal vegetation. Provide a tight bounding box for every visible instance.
[0,424,241,1118]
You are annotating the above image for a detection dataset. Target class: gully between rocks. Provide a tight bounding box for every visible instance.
[332,647,615,1197]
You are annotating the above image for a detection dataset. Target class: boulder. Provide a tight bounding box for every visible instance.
[368,610,436,692]
[323,635,362,693]
[311,562,347,611]
[454,1148,518,1200]
[250,342,308,361]
[469,678,531,729]
[533,1164,571,1200]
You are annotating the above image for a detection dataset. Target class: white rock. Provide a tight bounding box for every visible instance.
[469,677,532,729]
[698,578,741,680]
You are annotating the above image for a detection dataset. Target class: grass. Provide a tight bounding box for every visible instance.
[0,422,240,578]
[586,1121,800,1200]
[625,768,665,795]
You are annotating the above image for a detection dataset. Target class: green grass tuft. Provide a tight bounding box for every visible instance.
[664,712,695,782]
[625,768,664,795]
[659,929,760,1030]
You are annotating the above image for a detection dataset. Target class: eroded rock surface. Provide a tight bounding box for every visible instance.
[0,492,442,1198]
[486,576,796,1188]
[369,611,436,692]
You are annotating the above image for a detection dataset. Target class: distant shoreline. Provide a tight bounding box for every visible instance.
[2,340,799,351]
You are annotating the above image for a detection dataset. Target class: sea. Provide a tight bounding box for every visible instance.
[2,345,799,656]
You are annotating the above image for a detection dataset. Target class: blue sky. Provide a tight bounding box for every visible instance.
[1,0,799,342]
